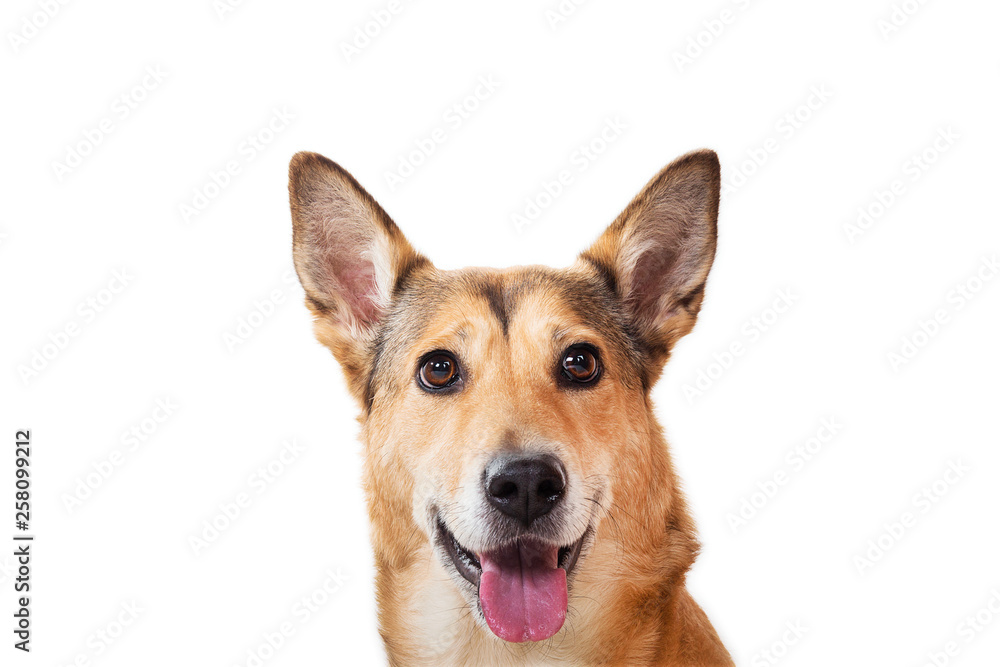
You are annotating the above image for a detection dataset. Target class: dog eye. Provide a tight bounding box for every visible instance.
[418,352,460,391]
[560,345,600,384]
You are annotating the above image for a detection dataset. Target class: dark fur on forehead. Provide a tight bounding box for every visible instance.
[361,264,653,411]
[475,280,512,337]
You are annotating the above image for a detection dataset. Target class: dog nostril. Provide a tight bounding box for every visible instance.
[490,480,519,500]
[537,477,563,500]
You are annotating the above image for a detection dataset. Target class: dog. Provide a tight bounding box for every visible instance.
[288,149,734,665]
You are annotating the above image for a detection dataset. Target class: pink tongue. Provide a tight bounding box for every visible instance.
[479,540,567,643]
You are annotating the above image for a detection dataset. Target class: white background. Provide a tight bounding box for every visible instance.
[2,0,999,665]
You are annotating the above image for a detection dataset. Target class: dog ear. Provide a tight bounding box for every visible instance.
[289,152,428,396]
[579,149,720,362]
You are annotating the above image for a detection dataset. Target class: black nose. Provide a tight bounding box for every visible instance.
[484,455,567,527]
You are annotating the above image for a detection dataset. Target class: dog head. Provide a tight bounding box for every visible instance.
[289,150,719,645]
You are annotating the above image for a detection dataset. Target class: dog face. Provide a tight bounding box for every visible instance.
[289,150,719,645]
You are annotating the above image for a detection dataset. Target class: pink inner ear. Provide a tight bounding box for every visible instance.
[308,209,385,328]
[631,246,677,317]
[337,262,379,325]
[627,218,688,321]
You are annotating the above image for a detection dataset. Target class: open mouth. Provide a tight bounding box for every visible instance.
[436,518,589,643]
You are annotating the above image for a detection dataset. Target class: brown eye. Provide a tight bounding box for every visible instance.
[561,345,600,384]
[418,352,460,391]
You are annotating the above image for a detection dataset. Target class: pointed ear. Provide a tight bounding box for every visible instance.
[289,152,428,393]
[579,149,720,362]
